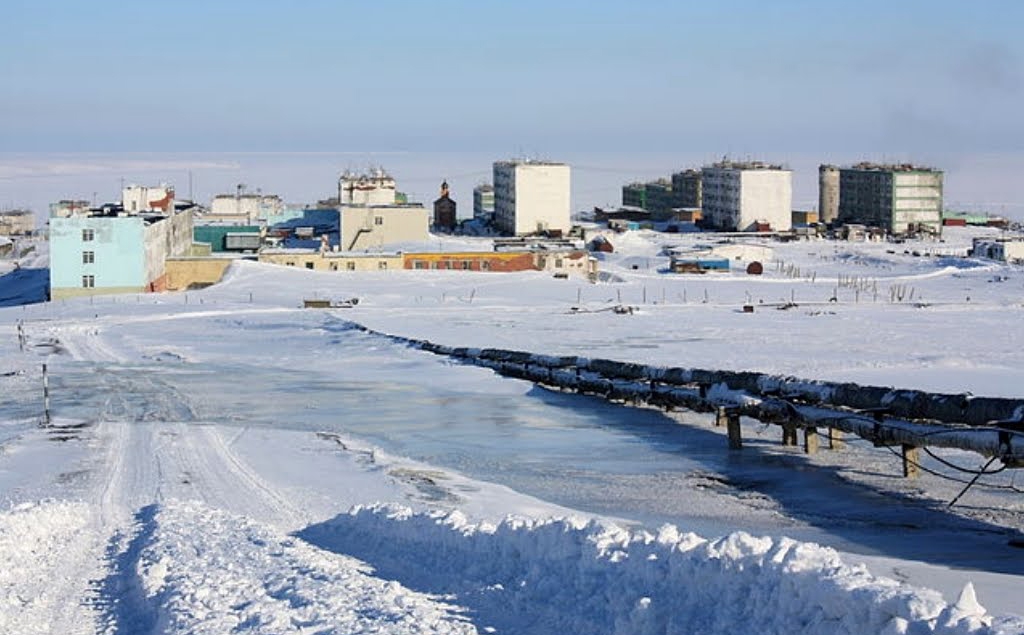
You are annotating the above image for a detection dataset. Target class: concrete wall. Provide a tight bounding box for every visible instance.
[739,170,792,231]
[143,210,194,291]
[339,205,429,251]
[892,172,942,233]
[165,257,234,291]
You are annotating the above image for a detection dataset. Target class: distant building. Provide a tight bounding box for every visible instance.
[473,184,494,222]
[49,200,92,218]
[670,169,702,209]
[338,167,397,206]
[621,170,701,219]
[493,160,571,236]
[621,183,647,210]
[340,204,430,250]
[206,189,284,224]
[49,208,194,299]
[701,160,792,232]
[433,181,457,231]
[971,237,1024,263]
[621,179,672,216]
[259,249,404,272]
[837,163,943,235]
[792,210,819,226]
[122,184,174,213]
[0,210,35,236]
[335,167,430,249]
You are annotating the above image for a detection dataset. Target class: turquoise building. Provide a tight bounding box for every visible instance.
[50,211,193,299]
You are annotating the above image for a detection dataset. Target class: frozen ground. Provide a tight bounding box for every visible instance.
[1,226,1024,633]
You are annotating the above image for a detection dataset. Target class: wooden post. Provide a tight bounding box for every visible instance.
[715,406,727,428]
[782,424,799,446]
[42,363,51,427]
[902,444,920,478]
[827,428,845,450]
[804,427,819,454]
[727,412,742,450]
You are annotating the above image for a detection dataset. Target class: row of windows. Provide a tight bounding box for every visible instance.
[411,260,491,270]
[284,261,389,270]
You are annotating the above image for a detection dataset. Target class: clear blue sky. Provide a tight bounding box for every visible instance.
[2,0,1022,155]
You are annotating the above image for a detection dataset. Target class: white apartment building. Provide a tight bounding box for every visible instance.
[493,160,571,236]
[701,161,792,232]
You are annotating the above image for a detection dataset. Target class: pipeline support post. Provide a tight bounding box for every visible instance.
[828,428,845,450]
[902,444,920,478]
[804,427,820,455]
[782,424,799,447]
[726,411,742,450]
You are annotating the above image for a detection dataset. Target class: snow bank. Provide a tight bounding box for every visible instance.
[107,499,476,634]
[300,505,1023,635]
[0,501,97,635]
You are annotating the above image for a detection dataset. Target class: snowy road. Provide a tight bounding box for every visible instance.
[4,229,1024,633]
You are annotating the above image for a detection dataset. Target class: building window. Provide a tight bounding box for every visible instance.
[305,262,315,270]
[82,274,94,288]
[82,228,94,242]
[374,216,384,226]
[461,260,471,270]
[555,258,563,268]
[414,261,426,270]
[330,263,339,271]
[346,262,356,271]
[378,261,388,270]
[286,261,295,267]
[481,260,491,271]
[82,251,95,264]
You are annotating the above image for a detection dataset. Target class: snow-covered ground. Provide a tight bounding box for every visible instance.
[1,226,1023,634]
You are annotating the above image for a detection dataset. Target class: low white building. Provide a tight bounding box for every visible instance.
[493,160,571,236]
[971,238,1024,264]
[701,161,792,232]
[207,193,284,224]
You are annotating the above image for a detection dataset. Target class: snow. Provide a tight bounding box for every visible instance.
[2,226,1024,633]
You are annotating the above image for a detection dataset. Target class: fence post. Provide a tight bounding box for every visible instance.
[42,363,51,427]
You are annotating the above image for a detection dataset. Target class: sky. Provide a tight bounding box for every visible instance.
[3,0,1022,154]
[1,0,1023,215]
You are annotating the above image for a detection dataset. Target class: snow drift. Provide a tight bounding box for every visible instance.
[301,505,1024,635]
